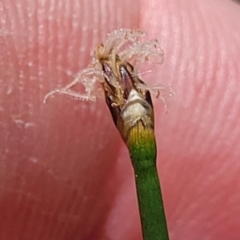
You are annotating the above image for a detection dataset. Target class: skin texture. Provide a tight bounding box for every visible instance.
[1,0,240,239]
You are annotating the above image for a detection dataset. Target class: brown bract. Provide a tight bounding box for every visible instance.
[98,51,154,141]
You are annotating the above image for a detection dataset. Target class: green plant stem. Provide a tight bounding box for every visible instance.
[127,122,169,240]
